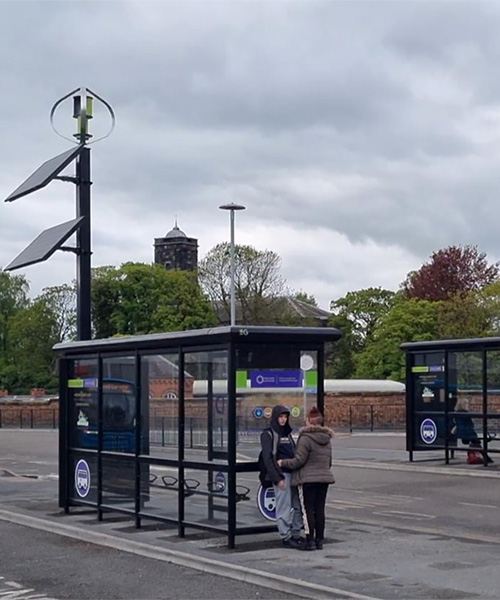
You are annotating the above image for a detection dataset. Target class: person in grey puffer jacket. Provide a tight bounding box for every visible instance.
[278,406,334,551]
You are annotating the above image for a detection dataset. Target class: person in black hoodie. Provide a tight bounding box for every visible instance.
[260,405,304,548]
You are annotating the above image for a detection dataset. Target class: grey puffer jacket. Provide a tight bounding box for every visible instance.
[279,425,335,486]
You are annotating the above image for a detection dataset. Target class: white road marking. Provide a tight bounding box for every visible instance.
[459,501,498,509]
[0,576,55,599]
[374,510,435,520]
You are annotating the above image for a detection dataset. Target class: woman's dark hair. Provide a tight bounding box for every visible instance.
[307,406,324,426]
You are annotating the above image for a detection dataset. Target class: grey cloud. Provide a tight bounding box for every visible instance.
[3,1,500,305]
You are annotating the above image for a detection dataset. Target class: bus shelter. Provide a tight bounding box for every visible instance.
[401,337,500,466]
[55,325,341,547]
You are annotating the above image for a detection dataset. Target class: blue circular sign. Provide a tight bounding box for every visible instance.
[215,472,226,493]
[75,459,91,498]
[257,484,276,521]
[420,418,437,444]
[215,396,225,415]
[253,407,264,419]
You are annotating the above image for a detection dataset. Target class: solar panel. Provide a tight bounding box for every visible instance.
[4,145,83,203]
[4,217,84,271]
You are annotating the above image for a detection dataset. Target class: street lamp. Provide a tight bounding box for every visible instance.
[219,202,246,326]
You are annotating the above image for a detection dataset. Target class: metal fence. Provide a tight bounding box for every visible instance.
[0,405,407,435]
[348,404,406,432]
[0,408,58,429]
[149,415,227,449]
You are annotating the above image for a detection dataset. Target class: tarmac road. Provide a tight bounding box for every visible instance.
[3,430,500,599]
[0,520,293,600]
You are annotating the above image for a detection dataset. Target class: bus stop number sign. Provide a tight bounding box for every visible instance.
[257,484,276,521]
[420,418,437,444]
[75,459,91,498]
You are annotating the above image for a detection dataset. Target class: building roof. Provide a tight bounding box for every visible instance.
[165,223,187,239]
[214,296,331,326]
[192,378,405,395]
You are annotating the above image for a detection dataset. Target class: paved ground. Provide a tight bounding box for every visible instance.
[0,520,292,600]
[2,430,500,599]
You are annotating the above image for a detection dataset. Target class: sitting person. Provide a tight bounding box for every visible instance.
[452,397,493,464]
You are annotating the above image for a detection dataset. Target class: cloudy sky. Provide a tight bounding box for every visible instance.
[2,0,500,311]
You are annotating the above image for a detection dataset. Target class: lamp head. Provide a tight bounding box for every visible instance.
[219,203,246,211]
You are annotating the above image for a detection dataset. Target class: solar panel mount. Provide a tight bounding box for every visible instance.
[4,145,83,203]
[4,217,84,272]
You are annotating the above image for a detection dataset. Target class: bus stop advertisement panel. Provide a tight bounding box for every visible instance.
[412,358,448,450]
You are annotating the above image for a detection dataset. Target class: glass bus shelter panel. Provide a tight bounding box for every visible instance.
[448,351,484,415]
[236,472,271,529]
[101,356,137,453]
[67,358,99,451]
[68,452,98,504]
[139,459,179,522]
[101,455,136,511]
[183,468,228,528]
[487,351,500,417]
[235,346,319,462]
[141,353,180,459]
[184,350,228,462]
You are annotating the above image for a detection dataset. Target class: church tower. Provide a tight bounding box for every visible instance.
[154,222,198,271]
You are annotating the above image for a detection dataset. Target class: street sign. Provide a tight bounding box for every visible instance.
[257,484,276,521]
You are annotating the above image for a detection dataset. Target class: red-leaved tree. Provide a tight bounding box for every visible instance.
[403,245,499,301]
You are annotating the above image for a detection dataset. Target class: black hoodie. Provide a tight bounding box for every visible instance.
[260,405,296,483]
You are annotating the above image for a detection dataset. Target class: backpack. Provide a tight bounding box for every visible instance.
[258,429,280,488]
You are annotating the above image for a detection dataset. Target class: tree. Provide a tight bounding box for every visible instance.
[0,271,29,364]
[437,292,491,340]
[403,245,499,301]
[482,281,500,335]
[325,313,358,378]
[38,284,77,342]
[327,288,398,378]
[294,291,318,307]
[7,299,60,391]
[198,243,287,325]
[355,299,441,381]
[92,263,217,338]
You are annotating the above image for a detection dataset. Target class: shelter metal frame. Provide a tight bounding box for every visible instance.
[402,337,500,467]
[55,325,340,548]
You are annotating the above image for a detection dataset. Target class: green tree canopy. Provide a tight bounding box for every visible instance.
[0,271,29,363]
[328,288,397,378]
[92,263,217,338]
[6,298,60,391]
[355,299,441,381]
[39,283,77,342]
[436,291,491,340]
